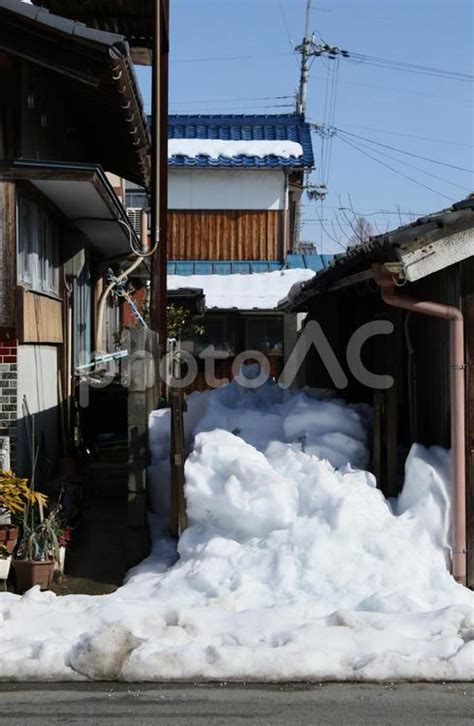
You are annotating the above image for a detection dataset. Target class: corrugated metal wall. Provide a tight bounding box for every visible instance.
[168,210,284,260]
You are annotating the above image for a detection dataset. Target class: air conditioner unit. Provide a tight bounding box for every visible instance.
[127,208,142,236]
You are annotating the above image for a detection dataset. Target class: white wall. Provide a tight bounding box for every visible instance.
[17,345,59,478]
[169,169,286,211]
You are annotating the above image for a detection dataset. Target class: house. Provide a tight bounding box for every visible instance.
[0,0,150,479]
[279,197,474,588]
[166,256,331,390]
[123,113,320,386]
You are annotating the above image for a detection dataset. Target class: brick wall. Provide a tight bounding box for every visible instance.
[0,334,17,470]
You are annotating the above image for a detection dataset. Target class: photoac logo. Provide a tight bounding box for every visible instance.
[77,319,394,406]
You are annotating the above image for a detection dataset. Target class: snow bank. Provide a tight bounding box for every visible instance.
[169,139,303,160]
[167,268,315,310]
[0,381,472,682]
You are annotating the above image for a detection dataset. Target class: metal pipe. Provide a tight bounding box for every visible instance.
[374,265,467,584]
[150,0,169,352]
[95,256,143,354]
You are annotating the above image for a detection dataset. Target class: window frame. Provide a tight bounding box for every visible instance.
[17,191,61,297]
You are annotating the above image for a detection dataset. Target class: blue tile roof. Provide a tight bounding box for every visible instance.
[164,114,314,169]
[167,254,332,276]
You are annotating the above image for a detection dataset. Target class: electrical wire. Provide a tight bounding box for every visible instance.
[336,134,455,202]
[170,95,294,105]
[342,124,474,149]
[337,130,472,194]
[336,128,474,173]
[346,51,474,82]
[277,0,295,48]
[309,74,472,105]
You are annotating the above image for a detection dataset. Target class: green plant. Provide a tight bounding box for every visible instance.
[16,507,61,563]
[167,304,205,340]
[0,470,47,518]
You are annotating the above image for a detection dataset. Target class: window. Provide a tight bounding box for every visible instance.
[17,193,60,295]
[182,315,236,356]
[125,190,148,209]
[245,316,283,355]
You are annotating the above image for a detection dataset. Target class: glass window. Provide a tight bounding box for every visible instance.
[125,190,148,209]
[17,193,60,295]
[245,316,283,355]
[184,315,236,356]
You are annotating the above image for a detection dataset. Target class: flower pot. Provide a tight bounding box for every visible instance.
[0,556,12,580]
[13,559,55,593]
[0,524,19,554]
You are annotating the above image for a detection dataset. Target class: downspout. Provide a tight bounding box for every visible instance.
[374,264,467,585]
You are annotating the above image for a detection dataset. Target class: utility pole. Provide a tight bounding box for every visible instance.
[297,0,312,117]
[150,0,169,356]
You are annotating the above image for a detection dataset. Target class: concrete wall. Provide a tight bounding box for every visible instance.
[169,169,286,211]
[16,345,59,479]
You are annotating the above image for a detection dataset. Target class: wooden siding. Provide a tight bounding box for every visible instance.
[18,288,63,344]
[168,210,284,261]
[0,181,16,330]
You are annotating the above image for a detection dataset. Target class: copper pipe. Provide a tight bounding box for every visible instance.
[374,265,467,584]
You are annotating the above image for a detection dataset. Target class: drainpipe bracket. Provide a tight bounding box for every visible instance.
[372,263,399,288]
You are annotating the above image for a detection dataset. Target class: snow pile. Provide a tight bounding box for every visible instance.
[169,139,303,160]
[0,381,473,682]
[167,268,316,310]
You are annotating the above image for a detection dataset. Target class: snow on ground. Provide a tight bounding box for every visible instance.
[167,268,316,310]
[169,139,304,160]
[0,381,473,682]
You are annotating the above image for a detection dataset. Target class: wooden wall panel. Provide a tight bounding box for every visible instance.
[18,288,63,344]
[168,210,284,261]
[0,181,17,329]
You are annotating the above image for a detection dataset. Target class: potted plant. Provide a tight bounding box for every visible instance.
[0,469,38,553]
[13,507,59,593]
[0,544,12,581]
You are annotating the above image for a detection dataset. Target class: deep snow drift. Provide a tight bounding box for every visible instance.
[0,381,472,681]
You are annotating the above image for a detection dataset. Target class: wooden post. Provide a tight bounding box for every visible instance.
[464,292,474,589]
[126,327,159,567]
[385,381,399,498]
[170,389,187,537]
[373,389,384,488]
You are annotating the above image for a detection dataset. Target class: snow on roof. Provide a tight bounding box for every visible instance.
[166,114,314,169]
[168,139,303,160]
[167,268,316,310]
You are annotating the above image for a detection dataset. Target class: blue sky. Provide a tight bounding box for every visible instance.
[136,0,473,253]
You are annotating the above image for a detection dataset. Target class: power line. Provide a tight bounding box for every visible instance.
[309,74,472,104]
[336,128,474,173]
[341,124,474,149]
[347,51,474,82]
[171,50,473,83]
[169,95,293,105]
[337,134,455,202]
[337,131,472,194]
[277,0,295,48]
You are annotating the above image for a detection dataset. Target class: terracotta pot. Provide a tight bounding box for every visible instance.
[0,524,19,554]
[13,559,55,593]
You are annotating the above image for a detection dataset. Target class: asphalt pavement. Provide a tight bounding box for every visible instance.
[0,682,472,725]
